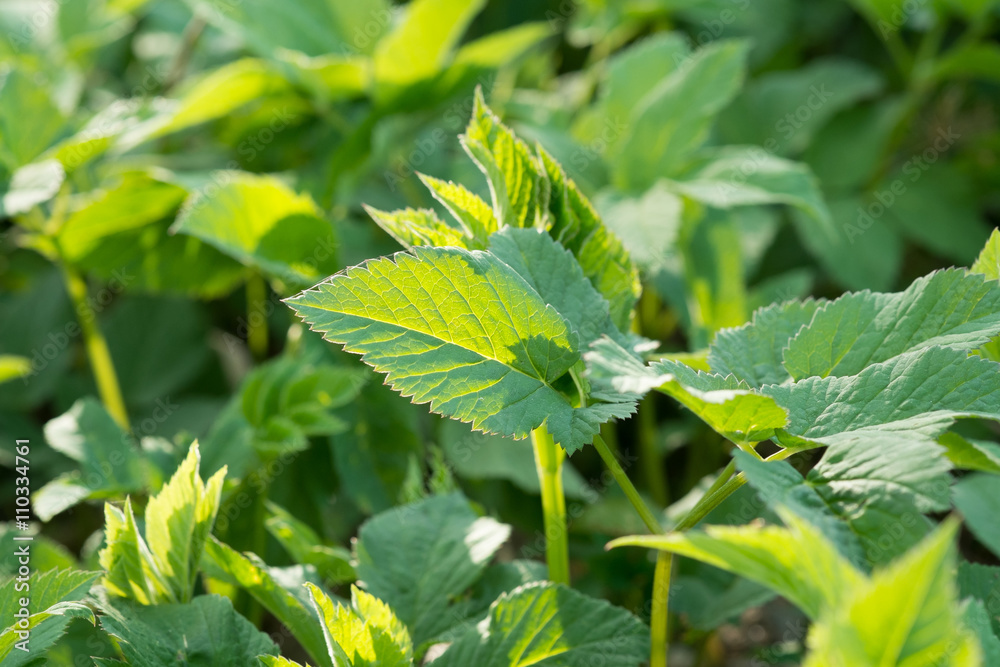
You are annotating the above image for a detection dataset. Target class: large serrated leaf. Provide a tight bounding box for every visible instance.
[100,594,279,666]
[587,338,786,446]
[733,451,865,566]
[707,299,823,388]
[782,269,1000,380]
[354,493,509,646]
[765,347,1000,447]
[432,581,649,667]
[286,242,627,452]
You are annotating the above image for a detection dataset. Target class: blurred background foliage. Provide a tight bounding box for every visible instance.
[0,0,998,663]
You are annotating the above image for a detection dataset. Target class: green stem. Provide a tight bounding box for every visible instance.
[593,435,661,533]
[532,424,570,585]
[676,473,747,532]
[592,434,669,667]
[247,273,269,361]
[637,397,669,507]
[61,266,129,430]
[650,552,672,667]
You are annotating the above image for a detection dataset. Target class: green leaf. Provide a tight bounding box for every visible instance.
[939,432,1000,474]
[717,58,882,156]
[373,0,484,103]
[202,537,332,667]
[765,347,1000,447]
[240,357,365,453]
[418,173,498,244]
[259,657,310,667]
[707,299,823,388]
[461,88,549,230]
[286,242,629,452]
[171,172,337,285]
[972,228,1000,280]
[587,338,787,447]
[733,451,865,566]
[609,510,862,620]
[1,160,65,216]
[958,561,1000,637]
[879,163,992,265]
[143,441,226,602]
[933,43,1000,83]
[954,472,1000,559]
[0,68,65,169]
[666,146,832,228]
[596,185,684,274]
[782,269,1000,380]
[0,572,96,667]
[433,582,649,667]
[155,59,296,137]
[56,173,247,298]
[0,570,98,664]
[58,173,186,259]
[99,442,226,605]
[265,501,356,585]
[487,228,624,349]
[967,599,1000,665]
[364,205,471,250]
[614,39,749,189]
[538,147,640,330]
[98,498,174,605]
[595,33,692,159]
[35,398,147,521]
[804,520,979,667]
[305,583,412,667]
[100,594,279,666]
[179,0,387,59]
[354,493,509,646]
[803,434,951,565]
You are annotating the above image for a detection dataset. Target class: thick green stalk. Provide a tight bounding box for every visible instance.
[62,266,129,429]
[247,273,269,360]
[532,424,570,585]
[650,552,672,667]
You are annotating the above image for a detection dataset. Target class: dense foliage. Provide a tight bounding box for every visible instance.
[1,0,1000,665]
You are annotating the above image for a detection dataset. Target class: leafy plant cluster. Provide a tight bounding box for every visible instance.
[2,0,1000,665]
